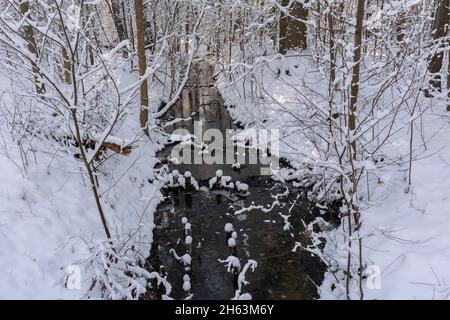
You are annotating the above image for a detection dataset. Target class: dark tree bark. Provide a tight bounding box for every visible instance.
[448,50,450,111]
[134,0,149,136]
[347,0,366,301]
[19,1,46,95]
[349,0,365,158]
[111,0,128,43]
[279,0,308,54]
[428,0,449,90]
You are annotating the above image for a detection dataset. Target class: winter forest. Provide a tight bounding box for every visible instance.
[0,0,449,302]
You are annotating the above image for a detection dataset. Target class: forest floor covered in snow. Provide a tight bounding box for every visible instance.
[361,118,450,300]
[1,50,449,299]
[0,66,167,299]
[217,54,450,300]
[2,0,449,303]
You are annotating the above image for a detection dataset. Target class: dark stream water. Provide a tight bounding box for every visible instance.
[150,61,324,300]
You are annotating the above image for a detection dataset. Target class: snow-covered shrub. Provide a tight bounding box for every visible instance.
[84,238,171,300]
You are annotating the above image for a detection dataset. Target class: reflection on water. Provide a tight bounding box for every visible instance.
[163,61,231,134]
[152,179,324,300]
[152,61,324,300]
[160,61,275,180]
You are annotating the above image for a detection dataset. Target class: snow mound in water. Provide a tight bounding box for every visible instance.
[224,223,234,232]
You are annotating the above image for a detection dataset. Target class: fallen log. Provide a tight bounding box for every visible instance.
[102,142,132,155]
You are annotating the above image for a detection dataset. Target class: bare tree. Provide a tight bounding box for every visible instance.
[110,0,128,43]
[19,0,46,94]
[428,0,449,91]
[134,0,149,136]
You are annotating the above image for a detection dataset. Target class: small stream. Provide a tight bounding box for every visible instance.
[149,61,325,300]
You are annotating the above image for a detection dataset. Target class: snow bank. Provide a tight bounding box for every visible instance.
[361,115,450,300]
[0,73,165,299]
[218,53,450,300]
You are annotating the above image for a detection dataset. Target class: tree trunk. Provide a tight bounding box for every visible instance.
[428,0,449,90]
[279,0,289,54]
[134,0,149,136]
[448,50,450,111]
[444,1,450,111]
[348,0,366,301]
[19,1,45,95]
[328,9,337,130]
[111,0,128,43]
[349,0,365,159]
[279,0,308,54]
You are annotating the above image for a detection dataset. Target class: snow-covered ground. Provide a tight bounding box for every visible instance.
[0,49,448,299]
[362,116,450,300]
[217,54,450,300]
[0,71,166,299]
[217,55,329,170]
[316,110,450,300]
[0,138,97,299]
